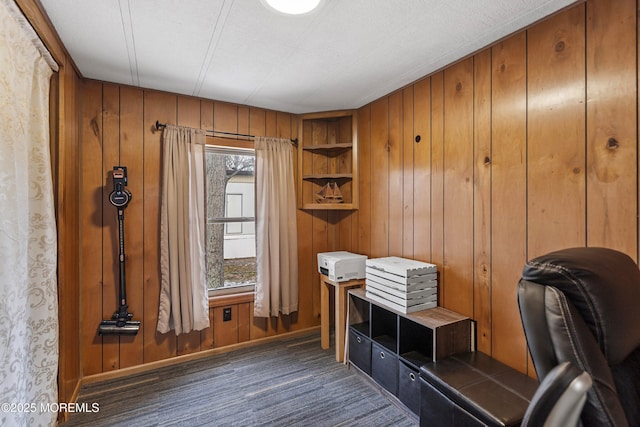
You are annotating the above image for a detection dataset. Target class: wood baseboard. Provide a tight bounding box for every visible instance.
[57,378,83,423]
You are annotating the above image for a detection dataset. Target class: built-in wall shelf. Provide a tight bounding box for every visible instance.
[302,142,353,153]
[297,110,358,210]
[302,173,353,180]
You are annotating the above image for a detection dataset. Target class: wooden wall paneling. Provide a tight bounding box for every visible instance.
[442,58,474,317]
[118,86,145,368]
[57,60,81,402]
[527,6,586,258]
[238,106,250,136]
[205,307,215,350]
[288,116,316,332]
[295,145,317,329]
[80,80,104,375]
[343,195,359,253]
[201,100,214,135]
[276,111,292,139]
[586,0,637,258]
[370,98,390,258]
[293,117,320,329]
[413,78,432,263]
[388,91,404,257]
[473,49,492,356]
[213,305,239,348]
[238,302,251,342]
[266,110,277,137]
[101,83,120,372]
[402,86,414,259]
[357,106,372,256]
[200,100,215,351]
[490,33,528,371]
[345,115,359,255]
[430,72,445,285]
[350,210,360,255]
[249,107,266,137]
[213,101,238,134]
[311,209,330,323]
[143,90,178,363]
[176,95,204,355]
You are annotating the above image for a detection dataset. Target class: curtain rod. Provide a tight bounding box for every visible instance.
[155,121,298,146]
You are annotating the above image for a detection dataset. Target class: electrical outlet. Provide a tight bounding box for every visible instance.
[223,307,232,322]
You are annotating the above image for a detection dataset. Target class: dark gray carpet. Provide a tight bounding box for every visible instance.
[63,333,418,426]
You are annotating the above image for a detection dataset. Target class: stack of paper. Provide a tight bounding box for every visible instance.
[365,257,438,314]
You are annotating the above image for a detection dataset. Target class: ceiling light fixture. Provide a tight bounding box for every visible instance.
[263,0,321,15]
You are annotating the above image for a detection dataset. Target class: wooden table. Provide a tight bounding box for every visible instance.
[320,274,366,362]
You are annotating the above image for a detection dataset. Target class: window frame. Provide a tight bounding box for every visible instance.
[205,144,256,297]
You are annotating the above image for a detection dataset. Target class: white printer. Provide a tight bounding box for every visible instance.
[317,251,367,282]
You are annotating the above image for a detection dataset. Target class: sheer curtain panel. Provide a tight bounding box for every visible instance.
[0,1,58,425]
[157,125,210,335]
[254,137,299,317]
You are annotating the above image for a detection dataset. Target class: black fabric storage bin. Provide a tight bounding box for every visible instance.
[419,352,537,427]
[372,341,398,395]
[349,327,371,375]
[398,360,421,415]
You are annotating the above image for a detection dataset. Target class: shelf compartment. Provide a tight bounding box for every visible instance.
[371,304,398,352]
[349,293,370,337]
[399,317,434,369]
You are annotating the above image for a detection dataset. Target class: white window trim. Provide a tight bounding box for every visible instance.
[206,145,257,296]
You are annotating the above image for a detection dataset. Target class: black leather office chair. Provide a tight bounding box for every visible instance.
[521,361,592,427]
[518,247,640,427]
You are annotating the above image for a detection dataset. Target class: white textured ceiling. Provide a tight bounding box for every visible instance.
[39,0,577,114]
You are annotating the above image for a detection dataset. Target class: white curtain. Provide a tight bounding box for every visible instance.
[157,125,210,335]
[0,1,58,426]
[254,137,299,317]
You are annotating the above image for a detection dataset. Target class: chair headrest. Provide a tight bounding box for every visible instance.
[522,247,640,365]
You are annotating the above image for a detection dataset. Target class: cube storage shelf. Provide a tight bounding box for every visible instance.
[347,288,473,415]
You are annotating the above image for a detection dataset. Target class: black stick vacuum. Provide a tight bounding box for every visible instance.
[98,166,141,336]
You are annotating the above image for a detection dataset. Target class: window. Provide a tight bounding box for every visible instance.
[206,146,256,295]
[225,194,243,234]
